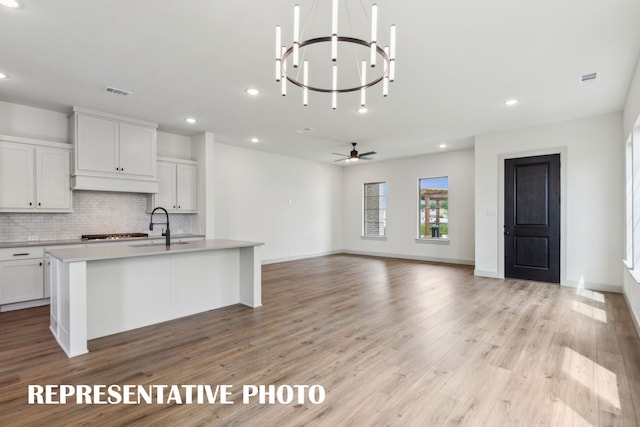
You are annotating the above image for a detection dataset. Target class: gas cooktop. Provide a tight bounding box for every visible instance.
[81,233,149,241]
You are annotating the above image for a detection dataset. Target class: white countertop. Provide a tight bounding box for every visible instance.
[46,239,263,262]
[0,234,205,249]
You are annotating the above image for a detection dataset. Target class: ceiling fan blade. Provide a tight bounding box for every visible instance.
[360,156,374,160]
[358,151,376,157]
[332,152,347,156]
[334,157,347,162]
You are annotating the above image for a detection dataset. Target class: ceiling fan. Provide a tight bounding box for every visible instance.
[332,142,377,163]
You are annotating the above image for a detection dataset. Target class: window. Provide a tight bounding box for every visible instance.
[418,177,449,239]
[363,182,386,237]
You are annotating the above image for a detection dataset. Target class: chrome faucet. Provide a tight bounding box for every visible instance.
[149,207,171,246]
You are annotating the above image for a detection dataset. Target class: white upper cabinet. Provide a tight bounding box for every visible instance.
[148,158,197,213]
[0,137,72,213]
[36,146,72,210]
[0,141,34,209]
[70,107,159,193]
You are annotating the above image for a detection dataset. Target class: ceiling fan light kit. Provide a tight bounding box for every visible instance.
[333,142,377,163]
[276,1,396,109]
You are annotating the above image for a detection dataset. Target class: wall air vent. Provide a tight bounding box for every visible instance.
[104,86,132,96]
[580,72,598,84]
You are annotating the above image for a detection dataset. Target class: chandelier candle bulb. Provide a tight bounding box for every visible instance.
[370,41,377,67]
[360,60,367,106]
[293,5,300,67]
[332,65,338,109]
[383,46,390,96]
[390,25,396,60]
[275,25,281,59]
[332,0,338,35]
[389,57,395,82]
[281,47,287,96]
[331,0,338,61]
[370,4,378,67]
[303,61,309,106]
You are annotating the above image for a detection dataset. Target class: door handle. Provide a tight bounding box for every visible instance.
[504,225,511,236]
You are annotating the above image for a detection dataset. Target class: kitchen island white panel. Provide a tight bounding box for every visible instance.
[47,239,262,357]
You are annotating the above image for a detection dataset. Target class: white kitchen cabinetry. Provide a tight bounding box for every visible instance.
[0,247,44,305]
[148,158,197,213]
[0,137,72,213]
[70,107,159,193]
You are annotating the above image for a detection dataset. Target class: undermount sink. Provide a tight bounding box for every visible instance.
[130,241,193,247]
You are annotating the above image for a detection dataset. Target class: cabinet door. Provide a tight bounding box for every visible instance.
[155,161,177,210]
[36,147,72,210]
[119,123,156,177]
[0,259,44,304]
[176,164,197,211]
[0,141,34,209]
[76,115,118,173]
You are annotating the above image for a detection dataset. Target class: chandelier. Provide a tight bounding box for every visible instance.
[275,0,396,109]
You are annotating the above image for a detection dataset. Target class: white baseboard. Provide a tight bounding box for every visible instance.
[263,250,474,267]
[623,292,640,339]
[0,298,49,312]
[474,269,501,278]
[563,280,623,294]
[341,250,475,266]
[262,250,343,265]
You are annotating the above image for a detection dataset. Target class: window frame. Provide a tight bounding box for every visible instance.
[417,176,450,243]
[362,181,387,238]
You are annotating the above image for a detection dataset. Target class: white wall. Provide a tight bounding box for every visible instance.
[475,113,623,292]
[213,142,344,263]
[622,56,640,335]
[0,100,68,142]
[157,131,191,159]
[342,149,475,264]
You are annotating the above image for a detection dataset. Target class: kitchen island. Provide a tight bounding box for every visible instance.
[46,239,263,357]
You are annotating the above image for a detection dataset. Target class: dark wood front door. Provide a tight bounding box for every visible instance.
[504,154,560,283]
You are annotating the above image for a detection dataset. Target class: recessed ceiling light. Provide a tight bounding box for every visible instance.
[250,137,260,143]
[357,107,368,114]
[0,72,8,79]
[0,0,20,8]
[439,143,447,149]
[505,99,518,106]
[246,88,260,96]
[185,117,197,124]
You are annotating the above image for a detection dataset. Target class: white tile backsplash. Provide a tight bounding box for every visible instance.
[0,191,196,243]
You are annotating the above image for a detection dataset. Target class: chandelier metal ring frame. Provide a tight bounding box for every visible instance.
[281,36,390,93]
[275,1,396,109]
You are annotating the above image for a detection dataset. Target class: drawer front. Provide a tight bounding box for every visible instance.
[0,247,44,261]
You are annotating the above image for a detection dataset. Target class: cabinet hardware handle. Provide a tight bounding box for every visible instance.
[39,262,43,266]
[178,205,181,209]
[29,202,32,206]
[38,202,41,206]
[13,253,30,256]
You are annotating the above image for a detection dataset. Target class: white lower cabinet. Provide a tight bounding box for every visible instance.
[0,237,205,310]
[0,248,44,305]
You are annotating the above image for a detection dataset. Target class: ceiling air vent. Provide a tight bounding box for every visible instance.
[580,72,598,84]
[104,86,132,96]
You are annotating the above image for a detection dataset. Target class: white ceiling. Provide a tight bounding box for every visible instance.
[1,0,639,164]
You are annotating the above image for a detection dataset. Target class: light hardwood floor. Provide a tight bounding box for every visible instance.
[1,254,639,426]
